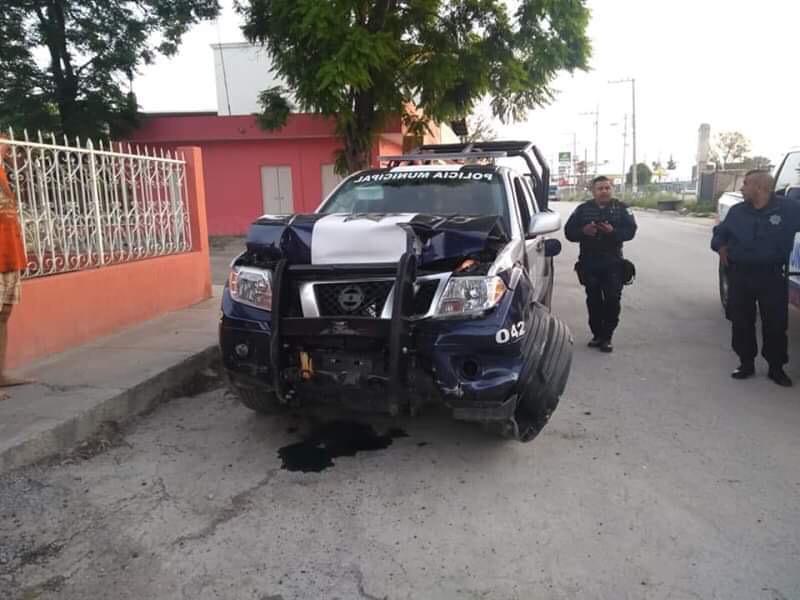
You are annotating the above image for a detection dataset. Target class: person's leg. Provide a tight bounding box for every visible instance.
[0,303,11,397]
[600,265,624,342]
[757,272,791,385]
[583,270,604,342]
[727,270,757,373]
[0,271,30,389]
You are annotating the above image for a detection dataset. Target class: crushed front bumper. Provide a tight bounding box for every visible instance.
[220,255,573,441]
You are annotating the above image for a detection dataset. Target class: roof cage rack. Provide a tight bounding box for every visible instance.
[379,150,508,164]
[381,141,553,210]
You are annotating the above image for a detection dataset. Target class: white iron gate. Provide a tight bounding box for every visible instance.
[2,129,192,279]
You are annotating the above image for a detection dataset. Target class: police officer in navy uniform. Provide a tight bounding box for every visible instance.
[565,176,638,353]
[712,170,800,386]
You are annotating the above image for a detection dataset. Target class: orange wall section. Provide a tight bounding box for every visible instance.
[6,146,212,370]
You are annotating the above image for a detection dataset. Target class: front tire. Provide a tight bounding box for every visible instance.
[226,377,284,415]
[514,306,573,442]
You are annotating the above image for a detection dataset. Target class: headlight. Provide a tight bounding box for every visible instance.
[435,276,507,315]
[228,266,273,311]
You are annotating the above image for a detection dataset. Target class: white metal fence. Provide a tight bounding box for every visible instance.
[2,130,192,279]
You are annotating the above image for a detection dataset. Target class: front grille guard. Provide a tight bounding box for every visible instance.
[271,252,424,412]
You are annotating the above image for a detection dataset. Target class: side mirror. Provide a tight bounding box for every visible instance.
[527,210,561,238]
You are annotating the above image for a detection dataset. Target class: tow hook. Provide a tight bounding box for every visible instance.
[299,351,314,381]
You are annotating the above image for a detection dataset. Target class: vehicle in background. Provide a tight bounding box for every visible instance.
[548,184,560,203]
[717,149,800,310]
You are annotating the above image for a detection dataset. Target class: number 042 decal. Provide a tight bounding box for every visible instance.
[496,321,526,344]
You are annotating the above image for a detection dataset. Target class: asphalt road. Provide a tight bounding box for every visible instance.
[2,204,799,600]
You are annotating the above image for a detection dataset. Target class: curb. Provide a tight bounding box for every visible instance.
[0,345,220,474]
[630,206,715,219]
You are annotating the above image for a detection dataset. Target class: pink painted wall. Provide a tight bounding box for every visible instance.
[128,113,432,235]
[6,147,212,369]
[184,138,342,234]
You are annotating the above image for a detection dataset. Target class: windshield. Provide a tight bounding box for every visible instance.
[775,151,800,192]
[319,169,509,228]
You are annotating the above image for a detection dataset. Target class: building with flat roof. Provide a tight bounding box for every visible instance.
[129,43,455,235]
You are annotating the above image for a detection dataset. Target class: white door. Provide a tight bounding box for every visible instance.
[261,166,293,215]
[321,163,343,201]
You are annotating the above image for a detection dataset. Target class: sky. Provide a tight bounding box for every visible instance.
[133,0,800,180]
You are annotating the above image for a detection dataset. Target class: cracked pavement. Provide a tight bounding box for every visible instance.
[1,206,799,599]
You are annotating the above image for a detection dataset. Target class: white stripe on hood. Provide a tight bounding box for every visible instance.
[310,213,418,265]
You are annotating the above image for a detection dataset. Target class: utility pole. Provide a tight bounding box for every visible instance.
[609,115,628,194]
[584,147,588,188]
[572,132,578,194]
[610,78,638,193]
[631,79,637,193]
[579,107,600,177]
[622,113,628,193]
[594,105,599,178]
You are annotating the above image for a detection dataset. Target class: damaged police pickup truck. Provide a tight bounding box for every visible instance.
[220,142,574,442]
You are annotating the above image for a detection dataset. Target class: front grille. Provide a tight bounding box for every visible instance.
[312,278,442,318]
[315,281,393,317]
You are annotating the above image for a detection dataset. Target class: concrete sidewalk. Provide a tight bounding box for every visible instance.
[0,287,222,473]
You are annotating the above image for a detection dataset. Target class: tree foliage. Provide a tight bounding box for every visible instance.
[0,0,220,140]
[651,161,666,182]
[710,131,751,168]
[238,0,591,173]
[463,114,498,143]
[741,155,772,171]
[626,162,652,186]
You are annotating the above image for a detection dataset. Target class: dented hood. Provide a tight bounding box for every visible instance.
[245,213,509,266]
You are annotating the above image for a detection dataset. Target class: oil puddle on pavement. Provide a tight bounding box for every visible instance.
[278,420,408,472]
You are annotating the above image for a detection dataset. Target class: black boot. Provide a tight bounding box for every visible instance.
[587,337,602,348]
[767,366,793,387]
[731,363,755,380]
[599,339,613,353]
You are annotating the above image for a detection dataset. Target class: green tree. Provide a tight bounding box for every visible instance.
[463,114,498,143]
[710,131,751,168]
[741,155,773,171]
[651,161,666,182]
[0,0,220,140]
[626,162,652,186]
[239,0,591,174]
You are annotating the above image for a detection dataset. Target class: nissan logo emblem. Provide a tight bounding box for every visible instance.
[338,285,365,312]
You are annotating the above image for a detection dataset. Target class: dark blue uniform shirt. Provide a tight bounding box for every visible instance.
[564,199,638,266]
[711,195,800,266]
